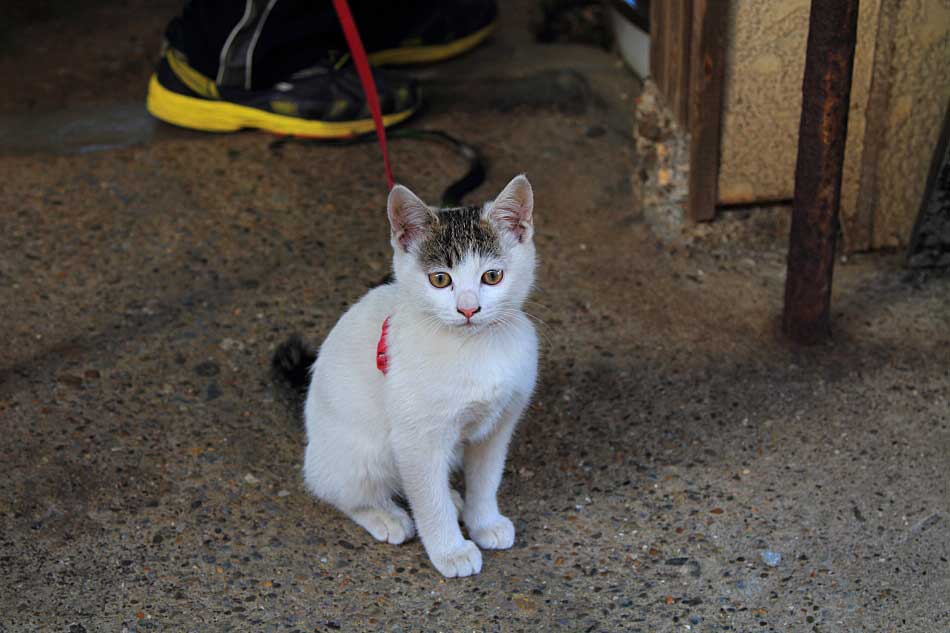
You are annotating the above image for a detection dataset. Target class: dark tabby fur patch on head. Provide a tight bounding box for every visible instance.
[419,206,501,268]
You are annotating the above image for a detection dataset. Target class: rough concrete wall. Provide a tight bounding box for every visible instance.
[717,0,882,206]
[717,0,949,252]
[866,0,950,249]
[717,0,809,204]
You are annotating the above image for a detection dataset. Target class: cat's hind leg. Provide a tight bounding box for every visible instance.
[303,427,415,545]
[346,500,415,545]
[349,490,458,544]
[308,471,416,545]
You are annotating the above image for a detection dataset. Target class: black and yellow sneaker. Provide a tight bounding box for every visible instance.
[363,0,498,66]
[146,0,497,136]
[146,48,420,138]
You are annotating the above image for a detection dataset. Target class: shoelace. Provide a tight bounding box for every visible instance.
[331,0,394,190]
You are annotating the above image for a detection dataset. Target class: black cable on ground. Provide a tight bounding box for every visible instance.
[268,128,486,207]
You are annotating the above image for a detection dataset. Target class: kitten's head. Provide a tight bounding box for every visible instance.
[387,175,536,330]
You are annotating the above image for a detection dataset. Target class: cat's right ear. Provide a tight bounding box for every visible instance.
[387,185,432,251]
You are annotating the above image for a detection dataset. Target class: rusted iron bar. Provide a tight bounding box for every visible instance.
[782,0,861,344]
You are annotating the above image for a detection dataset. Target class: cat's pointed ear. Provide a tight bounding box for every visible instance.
[489,174,534,242]
[387,184,432,251]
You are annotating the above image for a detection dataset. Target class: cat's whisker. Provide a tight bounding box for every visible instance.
[522,299,554,314]
[520,312,554,342]
[496,309,552,350]
[420,314,447,338]
[491,307,550,348]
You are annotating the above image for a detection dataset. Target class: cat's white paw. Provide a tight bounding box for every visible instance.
[349,506,415,545]
[450,489,465,514]
[429,540,482,577]
[468,515,515,550]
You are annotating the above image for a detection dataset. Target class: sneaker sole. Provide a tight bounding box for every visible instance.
[366,21,496,66]
[146,74,417,138]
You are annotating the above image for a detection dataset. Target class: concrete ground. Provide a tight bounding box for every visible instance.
[2,2,949,632]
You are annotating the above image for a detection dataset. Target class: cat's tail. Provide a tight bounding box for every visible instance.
[272,335,317,394]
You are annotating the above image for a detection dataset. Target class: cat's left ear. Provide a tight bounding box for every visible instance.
[488,174,534,242]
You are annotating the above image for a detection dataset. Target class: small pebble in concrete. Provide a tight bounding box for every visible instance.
[585,124,606,137]
[206,382,222,400]
[194,360,220,376]
[760,550,782,567]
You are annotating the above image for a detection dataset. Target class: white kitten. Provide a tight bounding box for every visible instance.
[274,175,538,577]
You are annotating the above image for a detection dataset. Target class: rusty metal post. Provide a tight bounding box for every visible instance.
[782,0,860,344]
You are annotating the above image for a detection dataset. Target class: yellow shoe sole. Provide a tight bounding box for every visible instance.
[146,74,417,138]
[366,21,496,66]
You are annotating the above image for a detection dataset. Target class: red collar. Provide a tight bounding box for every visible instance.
[376,316,391,374]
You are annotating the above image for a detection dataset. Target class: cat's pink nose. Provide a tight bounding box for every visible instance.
[457,306,481,320]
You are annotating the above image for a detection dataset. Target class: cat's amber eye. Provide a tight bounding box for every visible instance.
[428,272,452,288]
[481,269,504,285]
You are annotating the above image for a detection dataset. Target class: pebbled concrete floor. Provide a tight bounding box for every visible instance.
[2,2,949,632]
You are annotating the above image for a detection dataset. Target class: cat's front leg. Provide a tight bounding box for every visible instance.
[393,428,482,578]
[462,395,529,550]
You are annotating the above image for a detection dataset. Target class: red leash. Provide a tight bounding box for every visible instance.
[333,0,395,373]
[331,0,395,190]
